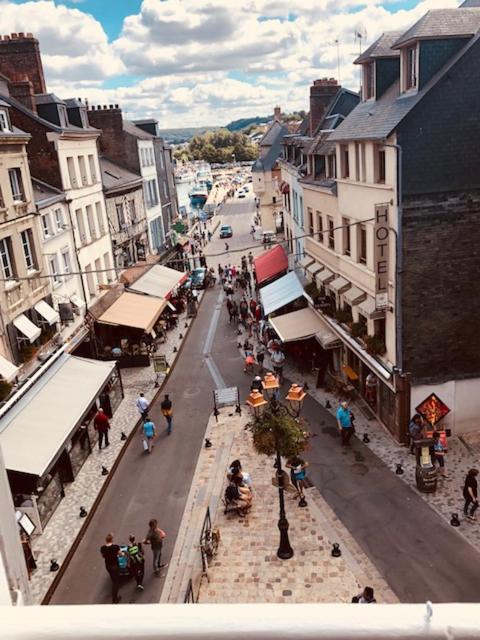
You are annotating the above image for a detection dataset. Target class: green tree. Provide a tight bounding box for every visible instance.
[250,411,308,459]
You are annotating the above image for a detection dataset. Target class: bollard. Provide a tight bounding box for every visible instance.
[298,496,308,508]
[395,463,404,475]
[451,513,460,527]
[79,506,87,518]
[120,431,127,441]
[363,433,370,443]
[50,559,59,572]
[205,438,212,448]
[331,543,341,557]
[101,466,109,476]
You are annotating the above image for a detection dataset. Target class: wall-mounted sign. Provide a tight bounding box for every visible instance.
[374,204,390,311]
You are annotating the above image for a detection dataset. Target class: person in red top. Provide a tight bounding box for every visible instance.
[94,408,111,450]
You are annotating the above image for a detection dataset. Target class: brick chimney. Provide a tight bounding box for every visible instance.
[309,78,340,136]
[273,105,281,122]
[9,78,37,113]
[87,104,132,168]
[0,33,47,95]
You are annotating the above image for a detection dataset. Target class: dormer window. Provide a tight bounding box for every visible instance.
[403,44,418,92]
[0,109,11,132]
[58,105,69,127]
[364,63,375,100]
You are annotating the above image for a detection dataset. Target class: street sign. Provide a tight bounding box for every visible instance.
[374,204,390,310]
[214,387,238,406]
[152,355,169,374]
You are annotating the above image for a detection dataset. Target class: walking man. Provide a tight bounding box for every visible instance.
[100,533,122,603]
[136,392,149,420]
[160,394,173,435]
[127,535,145,590]
[143,519,167,576]
[142,416,156,453]
[463,468,479,521]
[94,408,110,450]
[336,401,354,446]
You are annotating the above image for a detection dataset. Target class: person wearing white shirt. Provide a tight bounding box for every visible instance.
[136,393,149,419]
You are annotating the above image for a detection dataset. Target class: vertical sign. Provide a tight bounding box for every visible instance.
[374,204,390,310]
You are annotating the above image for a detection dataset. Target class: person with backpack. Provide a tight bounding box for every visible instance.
[127,535,145,590]
[352,586,377,603]
[160,394,173,435]
[142,416,156,453]
[143,519,167,576]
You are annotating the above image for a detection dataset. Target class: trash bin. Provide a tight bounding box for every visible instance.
[415,438,437,493]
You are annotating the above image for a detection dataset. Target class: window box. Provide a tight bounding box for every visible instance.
[364,334,386,356]
[350,321,367,339]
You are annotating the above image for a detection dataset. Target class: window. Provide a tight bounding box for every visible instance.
[0,109,11,132]
[405,45,417,91]
[116,203,126,228]
[308,208,314,236]
[103,252,113,283]
[75,209,87,245]
[0,186,4,209]
[95,202,105,234]
[327,216,335,250]
[58,105,68,127]
[316,211,323,243]
[0,237,15,279]
[49,255,61,286]
[159,152,164,170]
[95,258,104,285]
[61,249,72,277]
[144,179,159,208]
[340,145,349,179]
[354,143,360,181]
[327,154,336,179]
[8,168,25,202]
[88,155,97,183]
[299,195,304,229]
[86,205,96,240]
[67,157,77,188]
[78,156,88,186]
[342,217,351,256]
[21,229,36,271]
[129,199,137,222]
[360,143,366,182]
[375,146,386,184]
[374,317,386,339]
[358,224,367,265]
[364,62,375,100]
[54,208,65,231]
[85,264,96,298]
[42,213,54,238]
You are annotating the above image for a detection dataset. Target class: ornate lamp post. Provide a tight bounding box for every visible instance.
[246,374,307,560]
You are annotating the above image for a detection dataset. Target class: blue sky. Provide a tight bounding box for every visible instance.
[1,0,461,126]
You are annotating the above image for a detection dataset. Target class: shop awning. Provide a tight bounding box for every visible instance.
[298,255,314,269]
[316,323,342,350]
[306,262,323,279]
[254,245,289,286]
[0,354,116,477]
[343,286,367,306]
[34,300,59,325]
[98,292,167,333]
[129,264,187,299]
[0,354,19,382]
[70,294,85,311]
[358,295,385,319]
[260,271,305,316]
[328,276,351,294]
[316,269,335,286]
[13,314,41,343]
[269,307,325,343]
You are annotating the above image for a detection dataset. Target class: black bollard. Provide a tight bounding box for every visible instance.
[298,496,308,508]
[205,438,212,448]
[50,559,60,572]
[395,463,404,475]
[120,431,127,441]
[331,543,341,557]
[451,513,460,527]
[325,400,331,409]
[79,506,87,518]
[101,466,109,476]
[363,433,370,444]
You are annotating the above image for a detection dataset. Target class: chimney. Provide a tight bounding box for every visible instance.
[273,105,281,122]
[309,78,340,136]
[10,78,37,114]
[87,104,126,165]
[0,33,46,94]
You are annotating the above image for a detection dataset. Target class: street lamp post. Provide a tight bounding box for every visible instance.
[247,375,306,560]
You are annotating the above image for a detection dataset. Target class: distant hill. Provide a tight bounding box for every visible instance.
[158,126,219,144]
[225,116,270,132]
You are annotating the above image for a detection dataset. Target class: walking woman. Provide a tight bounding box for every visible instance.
[463,468,479,521]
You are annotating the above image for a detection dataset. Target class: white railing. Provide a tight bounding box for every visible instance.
[2,603,480,638]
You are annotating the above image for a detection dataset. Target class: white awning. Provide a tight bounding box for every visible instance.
[34,300,59,325]
[129,264,187,299]
[270,307,335,344]
[13,314,41,343]
[306,262,323,278]
[328,276,351,294]
[260,271,305,316]
[358,295,385,319]
[0,354,116,477]
[0,354,19,382]
[98,292,167,333]
[343,286,367,306]
[70,294,85,311]
[316,269,335,285]
[298,255,314,269]
[316,325,342,350]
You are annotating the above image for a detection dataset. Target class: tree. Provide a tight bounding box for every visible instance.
[180,127,259,164]
[250,410,308,459]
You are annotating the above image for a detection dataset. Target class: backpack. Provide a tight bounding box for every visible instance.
[225,484,240,503]
[128,543,144,565]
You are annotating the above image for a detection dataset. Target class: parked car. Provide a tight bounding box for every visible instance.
[183,268,208,290]
[262,230,276,245]
[220,224,233,238]
[238,192,246,198]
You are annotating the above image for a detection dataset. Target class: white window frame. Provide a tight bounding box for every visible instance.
[95,201,105,234]
[9,168,24,202]
[88,154,97,183]
[0,109,11,132]
[21,229,36,271]
[54,208,65,231]
[78,155,88,186]
[403,43,418,92]
[0,237,15,279]
[61,248,72,278]
[42,213,54,239]
[49,255,61,287]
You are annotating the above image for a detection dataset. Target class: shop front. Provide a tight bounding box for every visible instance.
[0,354,121,529]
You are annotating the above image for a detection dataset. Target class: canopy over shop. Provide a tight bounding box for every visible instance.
[254,245,289,286]
[128,264,187,299]
[0,354,122,528]
[260,271,306,316]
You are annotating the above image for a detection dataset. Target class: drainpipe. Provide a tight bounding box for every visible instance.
[382,142,403,373]
[65,199,88,312]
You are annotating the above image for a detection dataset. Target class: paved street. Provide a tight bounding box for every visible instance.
[51,190,480,605]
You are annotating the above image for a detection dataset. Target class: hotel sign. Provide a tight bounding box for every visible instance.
[374,204,390,311]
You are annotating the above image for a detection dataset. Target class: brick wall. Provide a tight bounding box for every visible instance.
[87,106,141,174]
[0,33,46,94]
[402,190,480,384]
[309,78,340,136]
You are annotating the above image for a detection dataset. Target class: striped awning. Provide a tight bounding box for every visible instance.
[328,276,351,294]
[343,286,367,306]
[358,295,386,318]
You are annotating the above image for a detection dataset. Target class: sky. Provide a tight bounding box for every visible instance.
[0,0,462,128]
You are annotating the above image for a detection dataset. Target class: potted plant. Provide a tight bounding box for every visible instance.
[304,282,319,301]
[335,308,353,325]
[0,379,12,402]
[364,334,387,356]
[351,321,367,339]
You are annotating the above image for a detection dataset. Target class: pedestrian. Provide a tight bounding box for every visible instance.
[270,349,285,383]
[241,256,247,271]
[207,230,212,242]
[463,468,479,521]
[143,519,167,576]
[255,342,266,371]
[142,416,156,453]
[100,533,122,603]
[336,401,354,446]
[239,299,248,326]
[286,456,309,500]
[160,394,173,435]
[136,392,149,420]
[94,408,110,450]
[250,375,263,392]
[250,225,255,238]
[352,586,376,603]
[226,298,234,323]
[218,263,224,282]
[248,251,254,268]
[232,300,239,325]
[127,535,145,590]
[243,338,254,358]
[408,414,425,454]
[225,242,229,252]
[249,298,257,316]
[433,431,447,477]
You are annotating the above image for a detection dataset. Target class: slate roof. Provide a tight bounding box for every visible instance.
[252,123,288,172]
[330,31,480,142]
[259,120,284,147]
[64,98,83,108]
[392,9,480,48]
[460,0,480,6]
[355,31,403,64]
[123,120,154,140]
[32,178,65,208]
[100,157,143,193]
[34,93,66,106]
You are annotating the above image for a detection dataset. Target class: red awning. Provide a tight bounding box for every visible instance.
[254,245,289,286]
